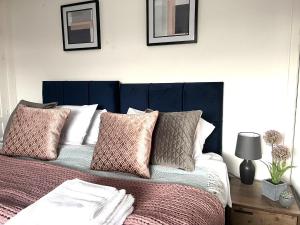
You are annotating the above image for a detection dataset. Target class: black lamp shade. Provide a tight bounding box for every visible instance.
[235,132,262,160]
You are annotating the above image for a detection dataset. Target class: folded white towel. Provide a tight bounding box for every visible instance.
[5,179,134,225]
[103,194,135,225]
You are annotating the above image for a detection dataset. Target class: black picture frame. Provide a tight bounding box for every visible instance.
[61,1,101,51]
[146,0,198,46]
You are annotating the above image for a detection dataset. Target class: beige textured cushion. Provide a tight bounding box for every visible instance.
[151,110,202,171]
[1,105,70,160]
[3,100,57,141]
[90,111,159,178]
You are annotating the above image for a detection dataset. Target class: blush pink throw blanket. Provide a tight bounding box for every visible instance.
[0,155,224,225]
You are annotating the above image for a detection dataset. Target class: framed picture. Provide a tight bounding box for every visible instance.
[61,1,101,51]
[146,0,198,46]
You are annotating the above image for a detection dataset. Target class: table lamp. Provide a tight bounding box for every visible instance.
[235,132,262,185]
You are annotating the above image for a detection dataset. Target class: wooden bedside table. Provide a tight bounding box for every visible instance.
[228,177,300,225]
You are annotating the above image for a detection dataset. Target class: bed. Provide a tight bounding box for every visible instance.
[0,81,229,225]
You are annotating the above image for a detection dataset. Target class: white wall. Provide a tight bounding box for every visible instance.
[288,0,300,198]
[292,81,300,197]
[2,0,300,181]
[0,0,6,136]
[0,0,13,136]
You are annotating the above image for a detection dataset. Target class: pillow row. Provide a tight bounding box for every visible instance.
[1,102,102,160]
[127,107,215,163]
[91,108,215,177]
[3,101,104,146]
[1,101,215,178]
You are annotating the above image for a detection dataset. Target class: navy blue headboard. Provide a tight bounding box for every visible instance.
[43,81,223,155]
[43,81,120,112]
[120,83,223,155]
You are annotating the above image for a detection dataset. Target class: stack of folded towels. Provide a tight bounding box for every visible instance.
[5,179,134,225]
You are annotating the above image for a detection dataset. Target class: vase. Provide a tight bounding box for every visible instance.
[279,193,295,208]
[261,179,287,201]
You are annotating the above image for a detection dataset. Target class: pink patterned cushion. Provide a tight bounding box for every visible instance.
[91,111,159,178]
[1,105,70,160]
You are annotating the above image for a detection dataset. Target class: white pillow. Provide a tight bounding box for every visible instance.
[193,118,215,160]
[59,105,98,145]
[84,109,107,145]
[127,107,144,114]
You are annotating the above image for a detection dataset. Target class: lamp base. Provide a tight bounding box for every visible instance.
[240,159,255,185]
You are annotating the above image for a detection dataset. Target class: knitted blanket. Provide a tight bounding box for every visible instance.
[0,155,224,225]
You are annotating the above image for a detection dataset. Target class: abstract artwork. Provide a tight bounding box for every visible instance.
[61,1,100,51]
[147,0,198,46]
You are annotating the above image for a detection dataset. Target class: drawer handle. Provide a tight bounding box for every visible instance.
[234,209,253,215]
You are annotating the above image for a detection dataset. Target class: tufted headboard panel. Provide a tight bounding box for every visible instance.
[119,82,223,154]
[43,81,120,112]
[43,81,223,155]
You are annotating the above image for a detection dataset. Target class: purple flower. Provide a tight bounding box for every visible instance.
[263,130,282,145]
[272,145,291,162]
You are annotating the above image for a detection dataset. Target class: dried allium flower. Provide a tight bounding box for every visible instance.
[263,130,282,145]
[272,145,290,162]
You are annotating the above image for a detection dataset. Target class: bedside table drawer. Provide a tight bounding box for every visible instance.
[230,206,298,225]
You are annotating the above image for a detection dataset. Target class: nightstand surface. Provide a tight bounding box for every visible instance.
[230,177,300,216]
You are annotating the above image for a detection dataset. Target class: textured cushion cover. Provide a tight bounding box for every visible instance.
[3,100,57,141]
[91,111,159,178]
[59,105,98,145]
[151,110,202,171]
[84,109,107,145]
[128,107,213,163]
[1,105,70,160]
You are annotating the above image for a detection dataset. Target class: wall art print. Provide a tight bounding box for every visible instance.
[61,1,101,51]
[147,0,198,46]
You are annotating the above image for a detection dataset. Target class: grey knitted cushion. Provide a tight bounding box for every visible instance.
[151,110,202,171]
